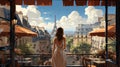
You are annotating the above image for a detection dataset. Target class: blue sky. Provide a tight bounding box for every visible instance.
[16,0,116,32]
[38,0,115,23]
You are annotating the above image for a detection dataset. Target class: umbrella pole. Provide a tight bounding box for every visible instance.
[105,0,108,67]
[10,0,16,67]
[116,0,120,66]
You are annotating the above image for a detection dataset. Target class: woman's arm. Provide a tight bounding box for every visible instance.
[63,38,66,50]
[52,38,56,55]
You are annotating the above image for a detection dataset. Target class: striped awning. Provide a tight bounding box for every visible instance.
[63,0,116,6]
[0,0,116,6]
[0,0,52,6]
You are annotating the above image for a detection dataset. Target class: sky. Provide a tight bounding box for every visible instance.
[16,0,116,33]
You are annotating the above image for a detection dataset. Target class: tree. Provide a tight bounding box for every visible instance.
[66,37,73,52]
[71,42,92,54]
[108,40,116,52]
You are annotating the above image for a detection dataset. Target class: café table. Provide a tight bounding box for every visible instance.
[85,57,105,67]
[93,60,105,67]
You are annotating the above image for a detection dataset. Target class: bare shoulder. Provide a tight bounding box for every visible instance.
[53,37,57,42]
[63,37,66,41]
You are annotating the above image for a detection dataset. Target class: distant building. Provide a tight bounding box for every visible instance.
[74,24,92,45]
[32,26,51,54]
[23,16,31,28]
[73,22,100,45]
[90,14,116,53]
[0,6,10,21]
[16,11,51,54]
[15,11,35,49]
[16,11,23,26]
[0,6,10,46]
[75,24,93,36]
[16,11,31,29]
[100,14,115,28]
[0,6,52,54]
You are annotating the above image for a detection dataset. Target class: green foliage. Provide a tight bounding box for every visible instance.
[71,42,92,54]
[66,37,73,51]
[66,37,92,54]
[17,42,35,54]
[108,40,116,52]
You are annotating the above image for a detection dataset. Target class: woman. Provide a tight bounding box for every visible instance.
[52,27,66,67]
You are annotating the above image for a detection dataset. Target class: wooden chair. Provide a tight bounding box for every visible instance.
[82,57,96,67]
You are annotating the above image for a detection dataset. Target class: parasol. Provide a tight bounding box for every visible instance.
[0,22,37,37]
[89,25,115,37]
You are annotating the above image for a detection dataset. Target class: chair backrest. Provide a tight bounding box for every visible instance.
[107,61,117,67]
[81,57,87,67]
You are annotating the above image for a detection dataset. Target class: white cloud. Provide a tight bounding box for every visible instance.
[43,12,48,14]
[56,11,84,31]
[44,17,50,20]
[56,6,103,31]
[85,6,103,23]
[16,6,27,16]
[45,23,54,31]
[16,5,44,26]
[16,6,103,32]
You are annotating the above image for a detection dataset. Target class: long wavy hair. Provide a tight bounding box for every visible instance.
[55,27,64,41]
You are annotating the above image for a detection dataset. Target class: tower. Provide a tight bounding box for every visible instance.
[51,15,57,36]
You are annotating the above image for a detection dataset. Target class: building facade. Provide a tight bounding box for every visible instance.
[73,22,100,45]
[100,14,115,27]
[32,26,51,54]
[0,6,10,21]
[90,14,116,53]
[16,11,51,54]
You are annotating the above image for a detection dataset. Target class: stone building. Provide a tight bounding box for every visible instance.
[73,22,100,45]
[32,26,51,54]
[90,14,115,53]
[100,14,115,27]
[16,11,51,54]
[0,6,10,46]
[0,6,10,21]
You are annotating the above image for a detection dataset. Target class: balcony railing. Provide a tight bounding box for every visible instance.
[1,53,117,67]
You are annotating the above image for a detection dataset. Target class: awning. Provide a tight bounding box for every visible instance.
[0,0,116,6]
[0,22,37,37]
[0,0,117,67]
[0,0,52,6]
[89,25,115,37]
[63,0,116,6]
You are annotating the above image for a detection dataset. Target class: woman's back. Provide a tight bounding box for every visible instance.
[54,37,65,49]
[52,27,66,67]
[52,37,66,67]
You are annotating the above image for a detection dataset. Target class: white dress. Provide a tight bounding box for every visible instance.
[52,40,66,67]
